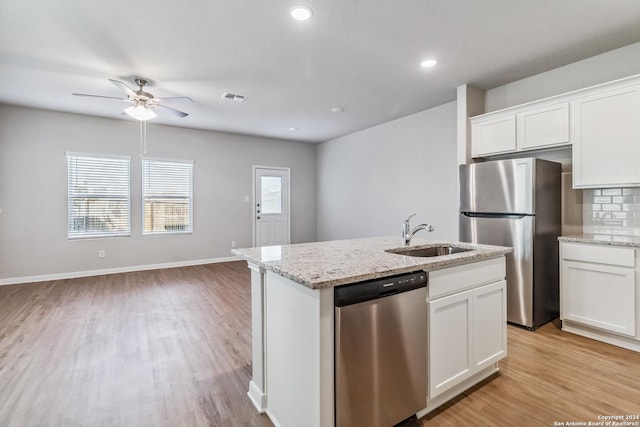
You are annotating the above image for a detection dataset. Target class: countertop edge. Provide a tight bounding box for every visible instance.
[558,235,640,248]
[233,238,512,289]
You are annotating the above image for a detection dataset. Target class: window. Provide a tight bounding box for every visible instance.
[260,176,283,214]
[143,158,193,234]
[67,153,131,239]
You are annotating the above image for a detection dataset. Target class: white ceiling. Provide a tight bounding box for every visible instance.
[2,0,640,143]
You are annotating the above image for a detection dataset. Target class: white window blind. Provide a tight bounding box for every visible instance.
[67,153,131,239]
[143,158,193,234]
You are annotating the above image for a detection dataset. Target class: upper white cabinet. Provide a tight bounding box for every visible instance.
[471,101,570,158]
[516,102,570,150]
[572,84,640,188]
[471,115,516,157]
[470,75,640,188]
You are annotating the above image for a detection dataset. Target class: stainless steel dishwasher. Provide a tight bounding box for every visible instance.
[334,271,427,427]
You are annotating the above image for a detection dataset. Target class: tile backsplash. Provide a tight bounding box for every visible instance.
[582,187,640,240]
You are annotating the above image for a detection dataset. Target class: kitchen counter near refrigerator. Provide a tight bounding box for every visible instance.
[233,237,511,427]
[559,234,640,247]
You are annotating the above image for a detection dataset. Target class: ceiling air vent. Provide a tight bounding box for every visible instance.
[221,92,248,103]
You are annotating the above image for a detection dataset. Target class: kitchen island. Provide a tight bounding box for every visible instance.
[232,236,512,427]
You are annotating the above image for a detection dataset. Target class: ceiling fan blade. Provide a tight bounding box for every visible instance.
[155,96,194,103]
[109,79,137,98]
[156,104,189,118]
[72,93,129,101]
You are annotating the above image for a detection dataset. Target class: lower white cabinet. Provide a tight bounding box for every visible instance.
[428,279,506,398]
[562,261,635,336]
[560,241,640,351]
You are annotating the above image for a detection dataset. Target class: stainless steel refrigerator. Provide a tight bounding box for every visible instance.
[459,158,561,329]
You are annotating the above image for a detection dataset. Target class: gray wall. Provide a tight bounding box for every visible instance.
[0,105,317,282]
[316,101,458,242]
[485,41,640,112]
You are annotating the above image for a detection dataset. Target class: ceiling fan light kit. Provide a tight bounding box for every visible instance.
[124,102,157,121]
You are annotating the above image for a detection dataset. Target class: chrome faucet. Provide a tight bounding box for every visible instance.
[402,214,434,246]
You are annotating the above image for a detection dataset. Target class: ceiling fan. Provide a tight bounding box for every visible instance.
[72,78,192,121]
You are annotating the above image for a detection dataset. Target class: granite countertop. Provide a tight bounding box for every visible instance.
[559,234,640,248]
[231,236,512,289]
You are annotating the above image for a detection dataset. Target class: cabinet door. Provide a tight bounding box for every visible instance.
[428,290,473,398]
[516,102,570,150]
[472,115,516,157]
[472,280,507,371]
[561,260,636,336]
[572,84,640,188]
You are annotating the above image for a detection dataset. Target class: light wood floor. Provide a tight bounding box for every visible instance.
[1,262,639,427]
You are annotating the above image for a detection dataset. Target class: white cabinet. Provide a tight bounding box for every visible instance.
[471,115,516,157]
[572,84,640,188]
[428,288,472,397]
[427,259,507,399]
[471,102,570,157]
[516,102,570,150]
[560,241,640,351]
[470,74,640,176]
[472,281,508,370]
[562,261,635,336]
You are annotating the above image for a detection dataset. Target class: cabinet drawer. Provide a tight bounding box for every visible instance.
[428,257,506,299]
[561,242,635,267]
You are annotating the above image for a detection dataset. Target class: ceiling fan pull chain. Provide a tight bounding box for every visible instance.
[139,119,148,157]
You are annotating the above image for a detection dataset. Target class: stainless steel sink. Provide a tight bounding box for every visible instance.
[386,245,473,257]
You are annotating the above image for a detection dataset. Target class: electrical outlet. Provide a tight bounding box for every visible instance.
[231,241,236,248]
[98,250,106,258]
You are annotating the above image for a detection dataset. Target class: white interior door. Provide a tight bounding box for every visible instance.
[254,167,290,247]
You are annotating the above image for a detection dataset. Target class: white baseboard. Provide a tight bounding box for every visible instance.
[247,380,267,414]
[0,256,242,286]
[562,321,640,352]
[417,364,500,418]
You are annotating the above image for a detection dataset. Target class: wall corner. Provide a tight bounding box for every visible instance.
[456,84,485,166]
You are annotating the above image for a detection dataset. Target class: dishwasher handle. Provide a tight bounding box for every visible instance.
[334,271,427,307]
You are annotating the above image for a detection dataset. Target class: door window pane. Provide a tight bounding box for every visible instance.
[261,176,282,214]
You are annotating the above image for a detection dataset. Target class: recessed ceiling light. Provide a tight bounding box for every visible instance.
[289,127,299,131]
[290,5,313,21]
[330,107,344,113]
[420,59,437,68]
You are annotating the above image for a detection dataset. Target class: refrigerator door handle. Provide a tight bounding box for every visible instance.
[461,212,529,219]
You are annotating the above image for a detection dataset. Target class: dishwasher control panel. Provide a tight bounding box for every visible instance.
[334,271,427,307]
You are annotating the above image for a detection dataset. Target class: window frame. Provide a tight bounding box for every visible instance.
[67,152,131,240]
[141,157,194,236]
